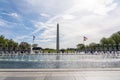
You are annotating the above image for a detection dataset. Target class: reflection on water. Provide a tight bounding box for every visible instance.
[0,53,120,68]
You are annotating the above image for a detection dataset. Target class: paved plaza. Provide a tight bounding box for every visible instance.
[0,69,120,80]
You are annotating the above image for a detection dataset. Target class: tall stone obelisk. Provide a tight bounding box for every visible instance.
[56,23,59,53]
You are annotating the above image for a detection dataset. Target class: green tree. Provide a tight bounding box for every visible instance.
[77,44,85,51]
[110,32,120,44]
[32,44,38,47]
[19,42,30,50]
[100,37,109,45]
[0,35,6,48]
[89,43,97,51]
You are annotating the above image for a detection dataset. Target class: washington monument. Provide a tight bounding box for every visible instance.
[56,23,59,53]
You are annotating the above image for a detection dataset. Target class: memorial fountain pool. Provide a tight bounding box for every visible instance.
[0,53,120,69]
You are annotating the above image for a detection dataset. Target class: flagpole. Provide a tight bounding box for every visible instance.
[83,36,85,46]
[33,38,34,44]
[83,36,88,53]
[31,43,33,54]
[83,40,85,45]
[31,35,35,54]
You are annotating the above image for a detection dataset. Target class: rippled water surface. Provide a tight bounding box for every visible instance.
[0,54,120,68]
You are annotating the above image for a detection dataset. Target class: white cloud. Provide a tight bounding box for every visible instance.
[61,14,75,20]
[0,19,14,28]
[31,22,47,34]
[0,20,7,26]
[39,39,52,42]
[18,0,120,48]
[40,13,50,18]
[1,12,21,19]
[15,35,28,41]
[9,13,20,18]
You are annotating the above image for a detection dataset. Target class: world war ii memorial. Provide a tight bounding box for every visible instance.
[0,0,120,80]
[0,23,120,80]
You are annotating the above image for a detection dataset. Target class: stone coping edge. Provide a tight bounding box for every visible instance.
[0,68,120,72]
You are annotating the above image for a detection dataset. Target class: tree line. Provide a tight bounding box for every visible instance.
[77,31,120,51]
[0,31,120,53]
[0,35,31,51]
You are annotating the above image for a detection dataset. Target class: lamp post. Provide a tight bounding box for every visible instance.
[113,44,117,52]
[0,43,2,55]
[108,44,112,53]
[104,44,107,53]
[118,43,120,51]
[0,43,2,51]
[5,42,8,54]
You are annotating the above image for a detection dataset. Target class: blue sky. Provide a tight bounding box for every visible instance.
[0,0,120,49]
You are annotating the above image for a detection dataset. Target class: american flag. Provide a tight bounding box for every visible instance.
[83,36,88,41]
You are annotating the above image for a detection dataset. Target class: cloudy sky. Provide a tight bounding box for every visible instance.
[0,0,120,49]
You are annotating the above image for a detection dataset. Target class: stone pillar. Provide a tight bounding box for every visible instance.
[56,23,59,53]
